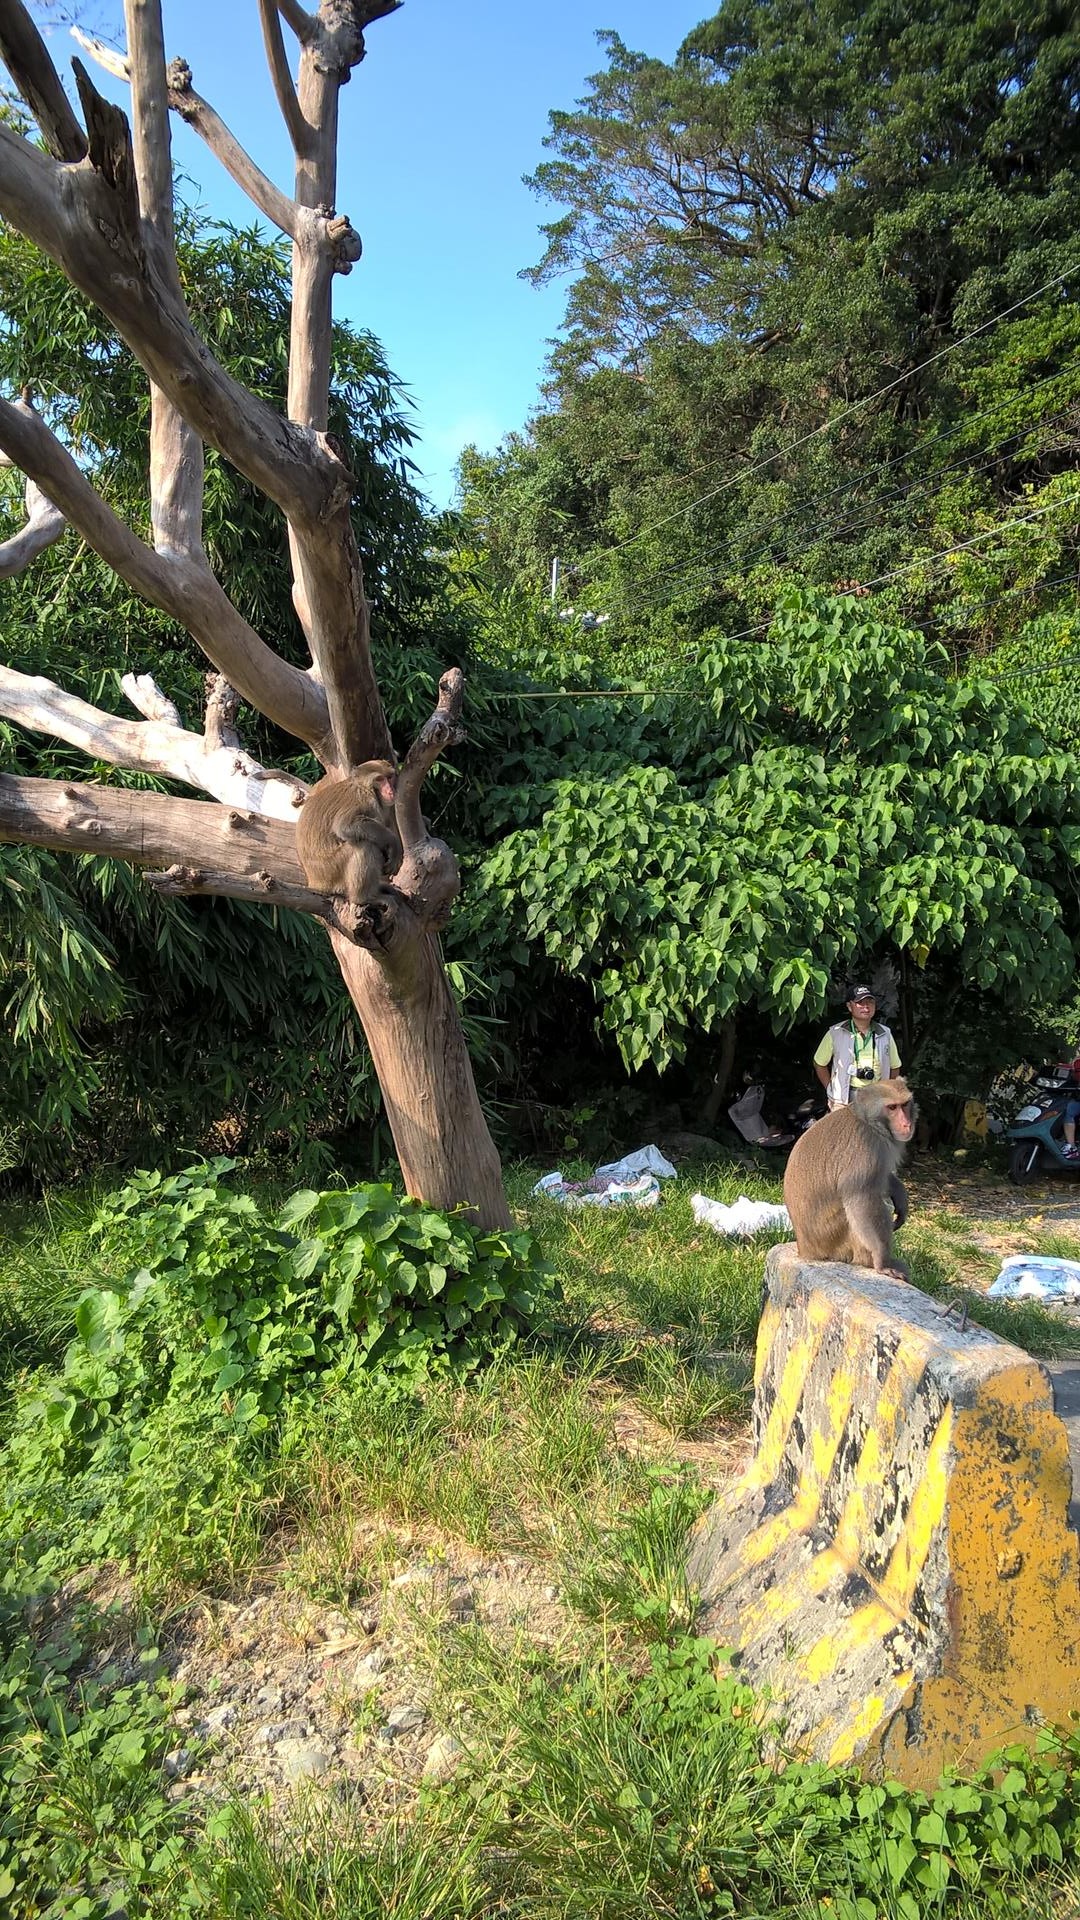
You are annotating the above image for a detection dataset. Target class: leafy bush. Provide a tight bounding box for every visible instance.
[458,592,1080,1090]
[1,1162,554,1588]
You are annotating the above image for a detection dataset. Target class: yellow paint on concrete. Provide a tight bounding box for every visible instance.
[878,1407,953,1614]
[753,1296,781,1392]
[746,1291,834,1489]
[691,1247,1080,1789]
[827,1681,914,1767]
[731,1329,872,1579]
[832,1346,921,1565]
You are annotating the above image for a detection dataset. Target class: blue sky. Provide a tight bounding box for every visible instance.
[43,0,707,507]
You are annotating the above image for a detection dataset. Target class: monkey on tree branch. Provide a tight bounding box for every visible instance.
[0,0,510,1227]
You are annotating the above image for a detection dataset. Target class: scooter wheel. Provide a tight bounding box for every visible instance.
[1008,1141,1043,1185]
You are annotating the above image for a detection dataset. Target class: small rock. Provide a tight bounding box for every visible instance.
[422,1733,464,1782]
[385,1703,425,1735]
[353,1646,390,1690]
[390,1565,435,1588]
[198,1702,239,1736]
[256,1682,284,1713]
[163,1747,194,1781]
[543,1585,560,1602]
[252,1718,310,1746]
[276,1737,333,1785]
[320,1609,351,1639]
[360,1610,379,1635]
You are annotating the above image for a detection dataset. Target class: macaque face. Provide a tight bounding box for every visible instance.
[887,1096,915,1141]
[375,772,396,808]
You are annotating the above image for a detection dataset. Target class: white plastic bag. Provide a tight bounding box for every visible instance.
[690,1193,791,1237]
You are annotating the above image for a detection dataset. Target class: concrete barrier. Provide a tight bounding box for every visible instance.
[688,1244,1080,1788]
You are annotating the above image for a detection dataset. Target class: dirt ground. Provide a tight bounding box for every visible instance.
[908,1157,1080,1228]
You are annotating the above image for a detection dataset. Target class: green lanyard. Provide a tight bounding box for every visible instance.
[850,1021,876,1070]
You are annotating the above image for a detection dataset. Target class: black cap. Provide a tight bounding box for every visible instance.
[848,985,875,1003]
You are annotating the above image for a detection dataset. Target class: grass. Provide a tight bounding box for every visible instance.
[4,1146,1080,1918]
[0,1184,117,1393]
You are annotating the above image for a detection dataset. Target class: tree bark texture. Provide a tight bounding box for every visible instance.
[332,932,511,1227]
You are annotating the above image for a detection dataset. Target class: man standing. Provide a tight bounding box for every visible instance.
[814,985,902,1109]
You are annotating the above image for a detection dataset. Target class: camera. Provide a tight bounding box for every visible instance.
[855,1066,875,1081]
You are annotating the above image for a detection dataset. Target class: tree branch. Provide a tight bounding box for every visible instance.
[124,0,178,284]
[0,0,87,161]
[164,57,298,238]
[121,0,206,559]
[258,0,310,155]
[273,6,385,769]
[277,0,316,39]
[122,672,181,727]
[0,662,310,819]
[0,772,374,939]
[1,11,388,772]
[202,671,240,751]
[390,667,465,930]
[0,474,66,577]
[0,394,330,754]
[396,667,465,853]
[0,116,346,530]
[73,35,356,265]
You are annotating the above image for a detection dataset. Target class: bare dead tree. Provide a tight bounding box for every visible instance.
[0,0,510,1227]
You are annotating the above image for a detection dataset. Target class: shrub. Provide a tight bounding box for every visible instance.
[1,1161,554,1587]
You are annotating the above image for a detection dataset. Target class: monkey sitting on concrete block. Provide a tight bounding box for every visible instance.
[296,760,403,905]
[783,1078,916,1280]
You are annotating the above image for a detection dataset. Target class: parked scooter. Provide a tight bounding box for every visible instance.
[1006,1071,1080,1183]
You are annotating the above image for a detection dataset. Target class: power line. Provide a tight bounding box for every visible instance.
[489,567,1080,701]
[987,640,1080,685]
[585,266,1076,566]
[659,490,1080,660]
[622,394,1078,618]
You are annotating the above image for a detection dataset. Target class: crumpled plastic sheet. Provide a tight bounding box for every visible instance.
[987,1254,1080,1302]
[690,1193,791,1237]
[533,1171,663,1210]
[594,1145,677,1182]
[532,1144,678,1210]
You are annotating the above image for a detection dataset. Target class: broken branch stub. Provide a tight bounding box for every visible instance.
[387,667,465,929]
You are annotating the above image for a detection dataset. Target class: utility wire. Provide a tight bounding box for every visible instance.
[615,390,1079,618]
[583,266,1076,566]
[645,490,1080,663]
[489,568,1079,701]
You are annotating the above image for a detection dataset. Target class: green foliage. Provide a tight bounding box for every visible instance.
[460,0,1080,668]
[4,1162,1080,1914]
[2,1162,554,1590]
[563,1466,708,1639]
[456,591,1080,1078]
[0,1578,190,1920]
[471,1625,1080,1919]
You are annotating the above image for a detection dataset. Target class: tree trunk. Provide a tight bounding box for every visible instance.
[700,1014,738,1130]
[331,931,510,1229]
